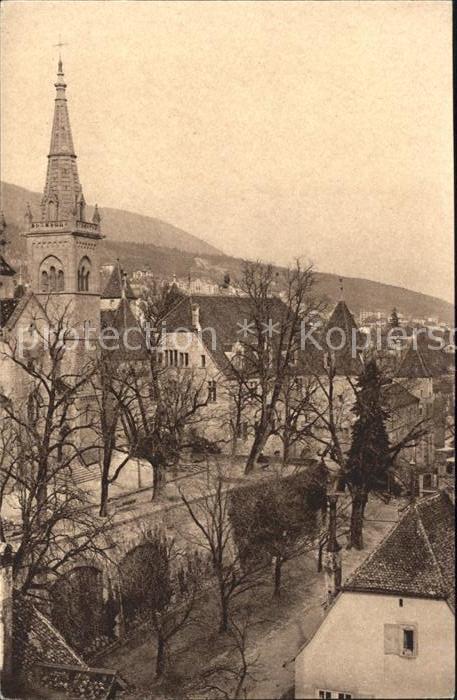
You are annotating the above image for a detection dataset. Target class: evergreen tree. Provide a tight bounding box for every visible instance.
[345,359,391,549]
[389,307,400,327]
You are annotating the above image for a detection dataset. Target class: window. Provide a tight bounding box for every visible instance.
[403,628,415,656]
[201,354,206,368]
[384,623,417,658]
[57,269,65,291]
[317,691,352,699]
[77,256,91,292]
[41,270,49,293]
[49,266,57,292]
[208,380,217,403]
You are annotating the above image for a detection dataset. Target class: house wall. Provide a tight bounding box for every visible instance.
[295,591,455,699]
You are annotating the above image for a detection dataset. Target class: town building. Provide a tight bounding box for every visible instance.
[294,491,455,699]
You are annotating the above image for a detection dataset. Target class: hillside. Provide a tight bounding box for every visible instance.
[0,181,222,257]
[0,181,453,324]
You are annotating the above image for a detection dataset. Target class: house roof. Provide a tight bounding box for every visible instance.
[396,335,454,378]
[100,298,148,362]
[0,254,16,277]
[343,491,455,605]
[164,295,365,377]
[0,298,21,329]
[163,293,288,372]
[0,293,45,333]
[382,380,420,410]
[317,300,365,375]
[101,262,136,300]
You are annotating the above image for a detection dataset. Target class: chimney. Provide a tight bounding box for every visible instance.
[0,543,14,693]
[191,303,201,332]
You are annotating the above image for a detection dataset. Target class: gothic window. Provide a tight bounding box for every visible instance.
[47,197,58,221]
[41,270,49,293]
[77,256,91,292]
[49,266,57,292]
[57,269,65,291]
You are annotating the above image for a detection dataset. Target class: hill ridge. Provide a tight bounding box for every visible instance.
[0,180,453,324]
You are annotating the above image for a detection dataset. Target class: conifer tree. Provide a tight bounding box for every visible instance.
[345,358,391,549]
[389,307,400,327]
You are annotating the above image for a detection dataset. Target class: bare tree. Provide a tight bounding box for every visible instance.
[0,302,111,595]
[118,527,201,679]
[227,260,324,474]
[195,608,259,699]
[180,471,265,633]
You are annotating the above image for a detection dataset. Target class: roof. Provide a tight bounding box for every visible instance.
[0,298,20,329]
[164,295,365,377]
[343,491,455,605]
[101,263,136,300]
[382,380,420,410]
[0,255,16,277]
[163,293,288,372]
[100,298,148,362]
[318,300,365,375]
[396,335,454,378]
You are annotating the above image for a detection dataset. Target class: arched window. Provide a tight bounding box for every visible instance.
[39,255,64,295]
[41,270,49,293]
[47,197,58,221]
[78,256,91,292]
[49,266,57,292]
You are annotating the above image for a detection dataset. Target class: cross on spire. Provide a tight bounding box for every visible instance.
[53,37,68,72]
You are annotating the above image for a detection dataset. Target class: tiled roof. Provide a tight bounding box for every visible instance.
[163,294,288,371]
[100,298,148,362]
[318,300,364,375]
[164,295,365,377]
[0,298,20,329]
[0,255,16,276]
[101,263,136,300]
[382,380,420,410]
[396,335,454,378]
[343,491,455,603]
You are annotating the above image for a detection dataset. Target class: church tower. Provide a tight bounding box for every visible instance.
[24,59,103,337]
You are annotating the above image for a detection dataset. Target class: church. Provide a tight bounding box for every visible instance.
[0,59,140,394]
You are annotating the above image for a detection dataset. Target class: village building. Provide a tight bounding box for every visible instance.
[294,491,455,699]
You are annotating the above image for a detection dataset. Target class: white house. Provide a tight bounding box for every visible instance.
[294,491,455,699]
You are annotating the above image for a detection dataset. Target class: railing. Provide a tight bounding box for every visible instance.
[30,220,99,232]
[31,221,66,229]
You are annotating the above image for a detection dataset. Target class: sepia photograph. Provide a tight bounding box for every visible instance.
[0,1,454,698]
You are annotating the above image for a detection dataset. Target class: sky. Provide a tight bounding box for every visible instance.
[0,0,453,302]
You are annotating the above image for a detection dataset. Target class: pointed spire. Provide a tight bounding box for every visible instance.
[24,203,33,227]
[41,59,81,222]
[92,203,101,225]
